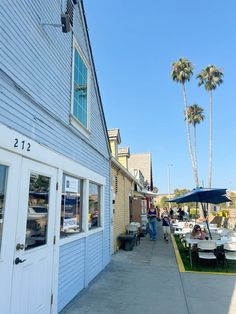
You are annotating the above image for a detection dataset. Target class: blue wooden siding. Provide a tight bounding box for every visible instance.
[0,1,111,312]
[87,232,103,283]
[58,230,109,312]
[58,239,86,312]
[0,0,109,157]
[58,179,111,312]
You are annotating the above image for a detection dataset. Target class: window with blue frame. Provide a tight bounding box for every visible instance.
[73,48,88,128]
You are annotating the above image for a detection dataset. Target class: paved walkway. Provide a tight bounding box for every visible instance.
[60,222,236,314]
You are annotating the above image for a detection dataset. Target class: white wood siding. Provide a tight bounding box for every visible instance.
[0,1,111,312]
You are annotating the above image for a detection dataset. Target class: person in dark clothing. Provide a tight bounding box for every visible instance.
[161,208,171,242]
[178,207,185,221]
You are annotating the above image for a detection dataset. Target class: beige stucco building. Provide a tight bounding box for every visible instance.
[108,129,145,252]
[128,152,153,191]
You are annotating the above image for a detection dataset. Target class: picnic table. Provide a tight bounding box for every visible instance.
[185,236,236,268]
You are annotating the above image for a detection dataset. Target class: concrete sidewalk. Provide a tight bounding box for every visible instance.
[60,223,236,314]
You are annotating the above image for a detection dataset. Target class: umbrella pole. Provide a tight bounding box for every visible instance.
[201,202,212,240]
[195,202,197,224]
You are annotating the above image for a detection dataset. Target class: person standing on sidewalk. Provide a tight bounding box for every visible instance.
[147,204,157,241]
[161,208,171,243]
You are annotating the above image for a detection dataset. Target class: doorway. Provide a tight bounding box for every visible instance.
[0,149,57,314]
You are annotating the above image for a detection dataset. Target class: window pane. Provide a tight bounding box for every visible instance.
[25,174,50,250]
[88,182,100,230]
[0,165,8,254]
[60,175,83,238]
[73,48,88,128]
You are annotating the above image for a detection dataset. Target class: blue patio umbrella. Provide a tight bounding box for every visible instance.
[167,187,231,239]
[167,187,229,204]
[202,194,231,204]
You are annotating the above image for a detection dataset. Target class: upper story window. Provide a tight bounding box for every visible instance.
[72,43,89,129]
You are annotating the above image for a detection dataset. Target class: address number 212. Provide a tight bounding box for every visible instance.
[14,138,31,151]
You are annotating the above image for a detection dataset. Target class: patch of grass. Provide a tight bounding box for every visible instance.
[173,235,236,273]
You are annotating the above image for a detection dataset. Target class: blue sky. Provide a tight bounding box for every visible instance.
[83,0,236,194]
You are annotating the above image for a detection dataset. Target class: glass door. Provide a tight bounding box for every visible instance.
[10,158,57,314]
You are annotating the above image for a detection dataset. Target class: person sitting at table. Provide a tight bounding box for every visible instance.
[191,224,206,240]
[190,224,207,252]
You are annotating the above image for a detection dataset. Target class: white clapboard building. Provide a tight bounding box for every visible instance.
[0,1,111,313]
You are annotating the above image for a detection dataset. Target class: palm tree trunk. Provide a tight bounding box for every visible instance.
[208,91,213,188]
[193,125,198,174]
[182,84,199,187]
[193,125,203,217]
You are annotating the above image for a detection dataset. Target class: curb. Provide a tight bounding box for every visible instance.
[171,234,185,272]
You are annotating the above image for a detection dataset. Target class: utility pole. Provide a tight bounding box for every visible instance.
[167,164,173,209]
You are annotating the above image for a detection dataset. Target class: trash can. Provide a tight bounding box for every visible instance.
[118,234,136,251]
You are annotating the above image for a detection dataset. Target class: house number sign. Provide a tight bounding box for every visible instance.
[14,138,31,151]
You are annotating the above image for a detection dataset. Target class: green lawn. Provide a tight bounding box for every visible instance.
[174,235,236,273]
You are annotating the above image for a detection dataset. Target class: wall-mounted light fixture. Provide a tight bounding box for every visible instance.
[40,13,71,33]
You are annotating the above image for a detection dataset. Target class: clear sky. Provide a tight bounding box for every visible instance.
[83,0,236,194]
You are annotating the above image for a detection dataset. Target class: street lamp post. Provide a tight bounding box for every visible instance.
[167,164,173,209]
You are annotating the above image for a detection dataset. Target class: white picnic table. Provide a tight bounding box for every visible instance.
[185,237,236,268]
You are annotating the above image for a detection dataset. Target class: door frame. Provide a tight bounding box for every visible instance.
[11,157,59,314]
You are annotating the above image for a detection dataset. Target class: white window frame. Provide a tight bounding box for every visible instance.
[88,181,102,231]
[60,174,84,236]
[59,175,104,246]
[70,38,91,138]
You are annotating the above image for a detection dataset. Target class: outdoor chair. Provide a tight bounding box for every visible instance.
[209,233,221,240]
[218,229,230,237]
[197,240,218,270]
[223,243,236,271]
[228,231,236,238]
[181,232,191,248]
[184,233,191,240]
[125,224,140,245]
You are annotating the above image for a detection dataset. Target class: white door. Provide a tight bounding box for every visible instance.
[10,158,57,314]
[0,149,21,314]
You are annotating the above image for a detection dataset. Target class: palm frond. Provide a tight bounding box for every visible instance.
[197,65,224,91]
[185,104,205,126]
[171,57,193,84]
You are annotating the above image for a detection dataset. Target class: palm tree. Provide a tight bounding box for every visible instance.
[186,104,205,178]
[171,58,199,187]
[197,65,223,188]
